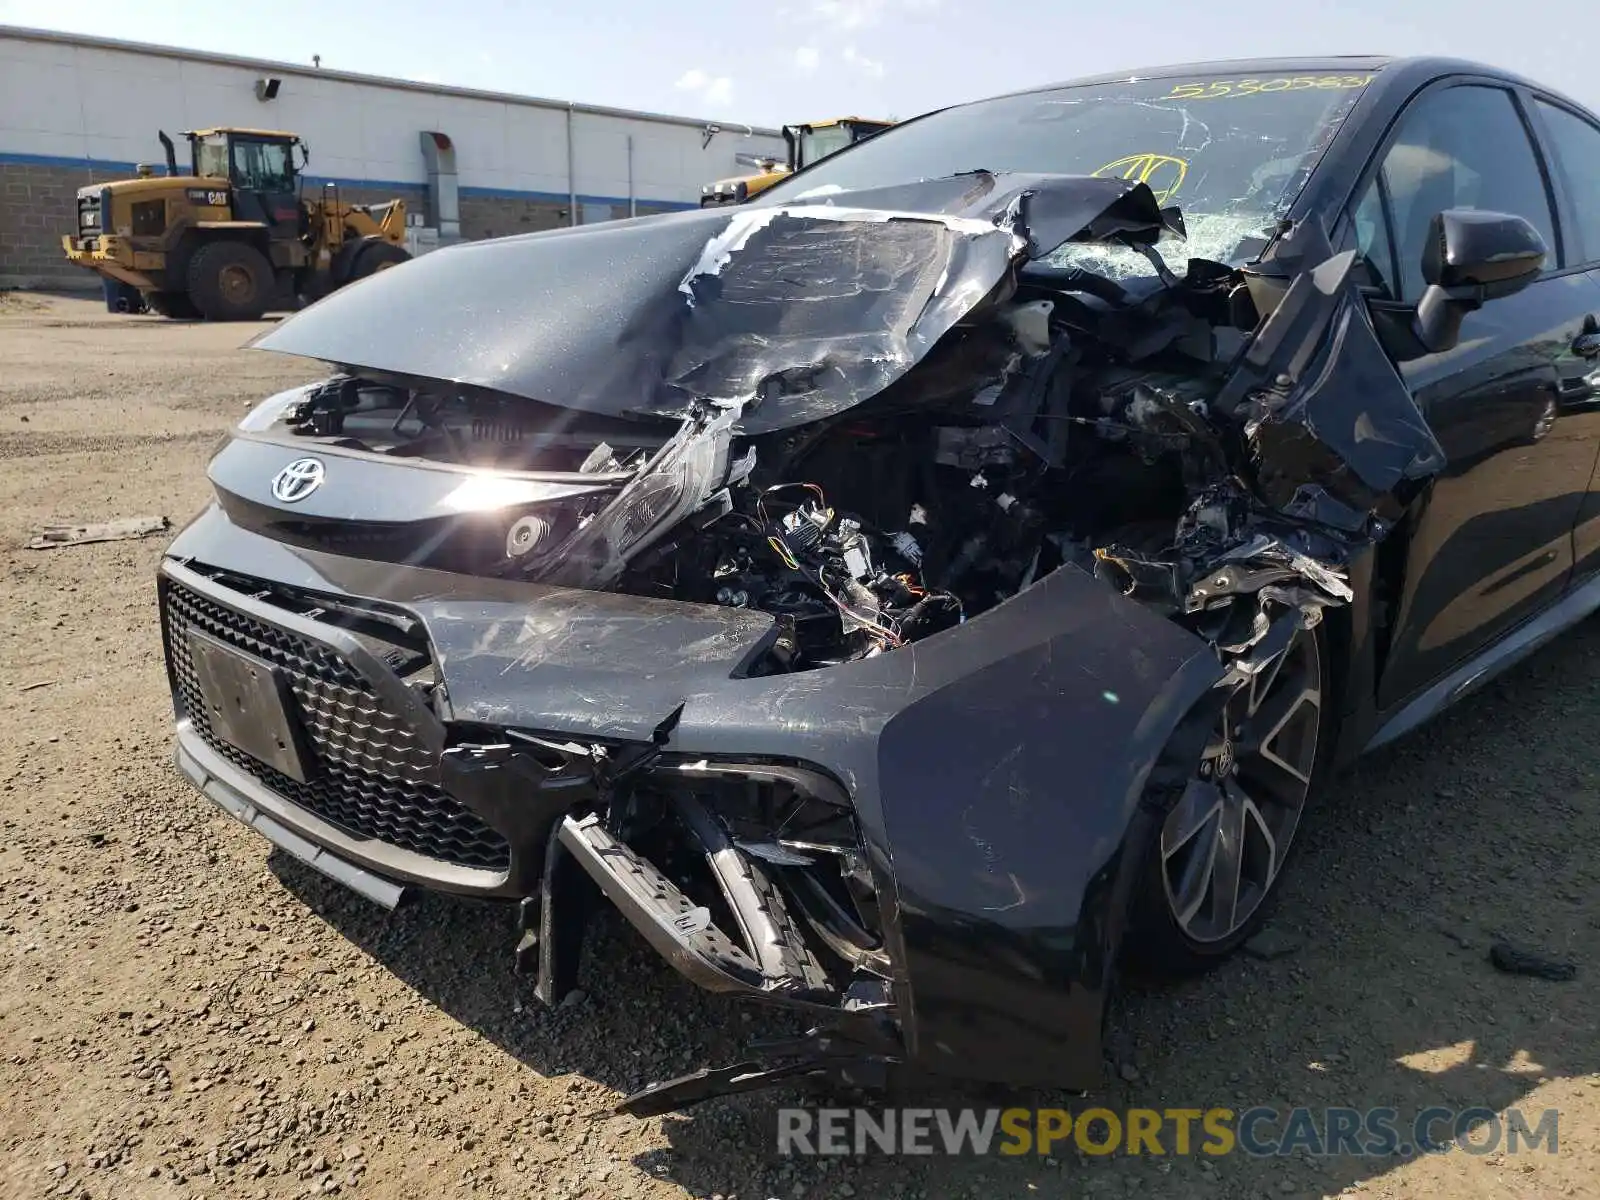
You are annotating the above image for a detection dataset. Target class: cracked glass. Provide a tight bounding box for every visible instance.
[757,70,1376,279]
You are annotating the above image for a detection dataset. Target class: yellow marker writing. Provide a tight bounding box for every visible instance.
[1091,153,1189,204]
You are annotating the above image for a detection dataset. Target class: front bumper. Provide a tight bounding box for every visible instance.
[177,734,406,908]
[161,502,1223,1092]
[61,234,157,289]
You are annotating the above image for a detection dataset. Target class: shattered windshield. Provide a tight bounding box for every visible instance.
[757,70,1376,278]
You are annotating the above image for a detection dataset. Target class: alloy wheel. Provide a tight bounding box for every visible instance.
[1159,627,1322,944]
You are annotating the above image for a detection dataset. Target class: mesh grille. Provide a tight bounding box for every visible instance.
[163,578,510,873]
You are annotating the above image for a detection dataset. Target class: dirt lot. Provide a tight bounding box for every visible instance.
[0,290,1596,1200]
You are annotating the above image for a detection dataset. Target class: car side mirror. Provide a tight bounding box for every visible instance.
[1413,209,1546,354]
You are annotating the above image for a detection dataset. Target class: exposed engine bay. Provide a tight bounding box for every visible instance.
[241,173,1441,685]
[267,238,1368,674]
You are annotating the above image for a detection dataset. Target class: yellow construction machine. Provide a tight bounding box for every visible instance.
[700,117,893,207]
[62,127,410,320]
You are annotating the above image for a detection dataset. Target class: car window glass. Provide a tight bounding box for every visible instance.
[1348,177,1398,298]
[755,71,1375,281]
[1533,100,1600,264]
[1379,85,1556,302]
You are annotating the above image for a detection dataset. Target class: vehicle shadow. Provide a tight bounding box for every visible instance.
[271,614,1600,1199]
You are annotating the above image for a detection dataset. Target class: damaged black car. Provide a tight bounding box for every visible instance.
[159,56,1600,1112]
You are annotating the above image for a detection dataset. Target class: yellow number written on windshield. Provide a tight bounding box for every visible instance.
[1164,75,1374,100]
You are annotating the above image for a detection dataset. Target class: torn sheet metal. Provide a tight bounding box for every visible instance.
[1185,531,1355,654]
[1010,182,1177,258]
[1247,282,1446,528]
[1213,535,1354,602]
[665,211,1020,429]
[677,202,1010,304]
[1071,225,1437,672]
[1221,235,1445,532]
[249,174,1169,437]
[1085,232,1409,654]
[753,172,1168,262]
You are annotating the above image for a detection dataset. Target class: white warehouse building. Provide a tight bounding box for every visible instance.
[0,24,786,287]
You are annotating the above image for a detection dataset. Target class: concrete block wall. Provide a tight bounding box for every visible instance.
[1,160,133,288]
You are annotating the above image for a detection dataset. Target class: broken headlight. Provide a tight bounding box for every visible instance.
[613,472,690,549]
[526,459,694,585]
[527,406,745,587]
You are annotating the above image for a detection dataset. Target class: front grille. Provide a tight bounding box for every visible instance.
[77,197,100,233]
[162,578,511,873]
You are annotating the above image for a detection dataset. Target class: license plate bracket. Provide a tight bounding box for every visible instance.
[187,629,315,783]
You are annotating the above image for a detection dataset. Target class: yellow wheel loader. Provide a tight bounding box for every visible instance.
[62,128,410,320]
[700,117,894,207]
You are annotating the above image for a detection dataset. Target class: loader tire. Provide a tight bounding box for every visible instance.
[350,241,411,280]
[187,241,272,321]
[146,291,199,319]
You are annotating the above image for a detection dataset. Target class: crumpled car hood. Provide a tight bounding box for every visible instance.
[250,173,1169,436]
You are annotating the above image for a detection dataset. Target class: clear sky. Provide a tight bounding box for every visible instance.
[0,0,1589,129]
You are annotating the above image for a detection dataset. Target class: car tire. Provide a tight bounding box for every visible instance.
[187,241,272,321]
[1124,618,1336,977]
[349,240,410,281]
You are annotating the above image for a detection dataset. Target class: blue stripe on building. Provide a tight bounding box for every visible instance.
[0,150,698,212]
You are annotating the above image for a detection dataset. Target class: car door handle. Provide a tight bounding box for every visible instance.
[1573,331,1600,358]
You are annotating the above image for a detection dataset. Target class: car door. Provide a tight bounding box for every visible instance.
[1340,79,1600,712]
[1525,95,1600,580]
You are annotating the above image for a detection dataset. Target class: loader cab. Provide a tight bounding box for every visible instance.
[782,118,894,171]
[185,128,304,230]
[700,117,895,206]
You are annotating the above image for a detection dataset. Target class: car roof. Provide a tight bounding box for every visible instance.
[991,55,1571,100]
[1037,55,1396,88]
[968,56,1600,123]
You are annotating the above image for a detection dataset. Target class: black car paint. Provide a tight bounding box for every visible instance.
[1381,268,1600,708]
[160,55,1600,1105]
[1286,61,1600,739]
[164,505,1221,1088]
[1573,278,1600,578]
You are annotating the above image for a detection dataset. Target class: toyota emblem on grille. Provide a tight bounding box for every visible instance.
[271,457,325,503]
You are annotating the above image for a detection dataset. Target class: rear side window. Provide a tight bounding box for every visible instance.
[1534,100,1600,264]
[1377,85,1557,301]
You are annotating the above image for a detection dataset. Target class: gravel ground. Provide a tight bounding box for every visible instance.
[1,291,1596,1200]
